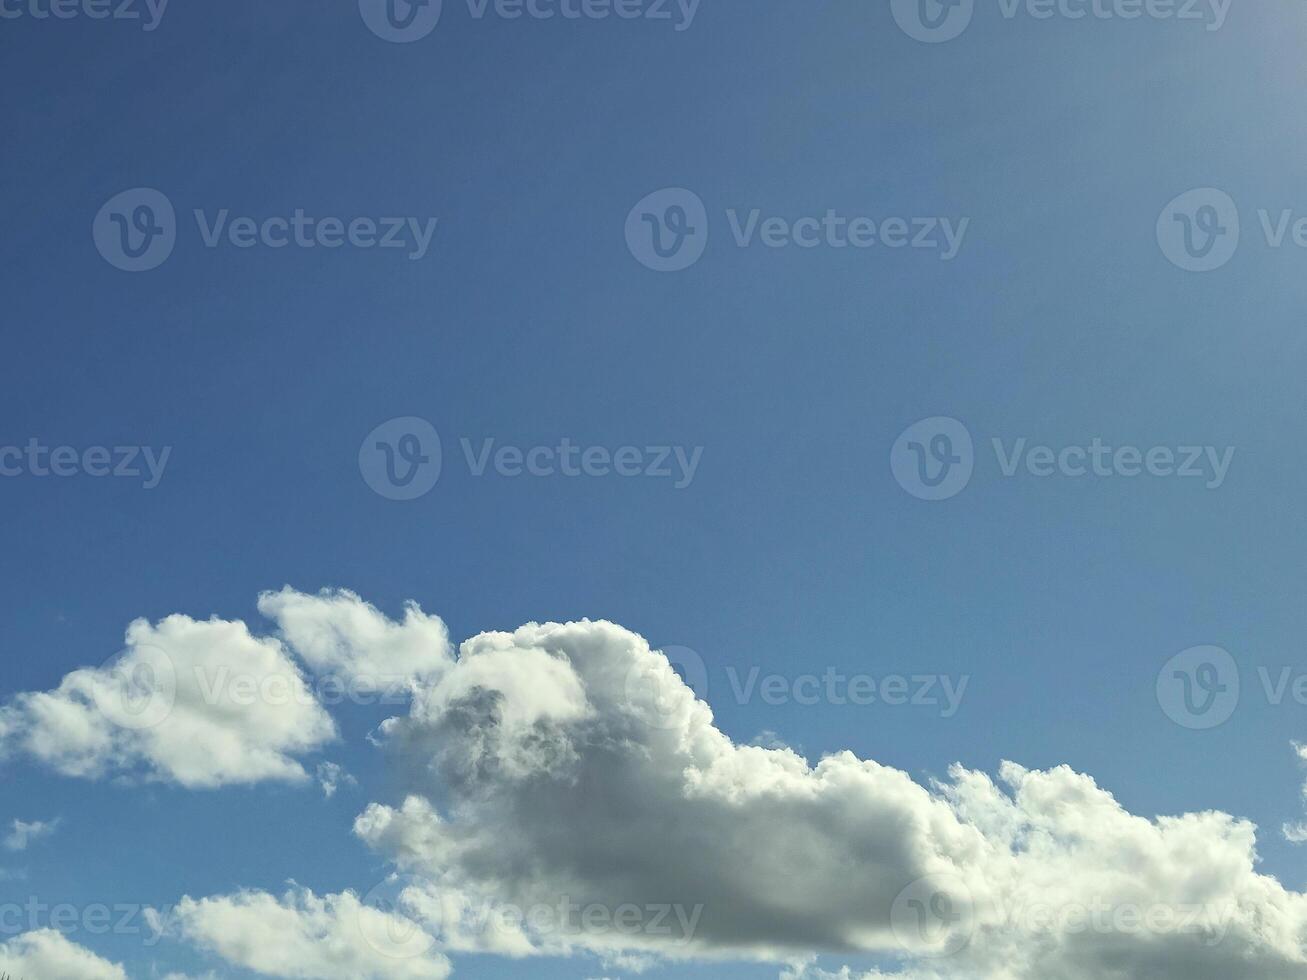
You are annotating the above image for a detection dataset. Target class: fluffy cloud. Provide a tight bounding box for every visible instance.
[163,885,451,980]
[349,616,1307,979]
[3,816,59,851]
[258,587,453,693]
[0,588,452,790]
[10,592,1307,979]
[0,613,336,788]
[0,929,127,979]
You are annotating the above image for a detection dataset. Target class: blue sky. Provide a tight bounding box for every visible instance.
[4,2,1307,979]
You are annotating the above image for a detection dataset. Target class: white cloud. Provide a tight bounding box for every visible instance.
[347,615,1307,980]
[163,885,451,980]
[13,593,1306,980]
[0,589,452,791]
[3,817,59,852]
[317,761,357,798]
[0,929,127,979]
[1283,742,1307,843]
[258,587,453,693]
[0,613,336,788]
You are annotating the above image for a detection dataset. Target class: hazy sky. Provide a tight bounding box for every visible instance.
[3,2,1307,979]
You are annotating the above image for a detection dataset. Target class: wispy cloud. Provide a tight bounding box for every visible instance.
[3,817,59,853]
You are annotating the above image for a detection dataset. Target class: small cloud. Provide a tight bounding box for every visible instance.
[316,762,357,799]
[3,817,60,852]
[750,730,791,750]
[1285,743,1307,844]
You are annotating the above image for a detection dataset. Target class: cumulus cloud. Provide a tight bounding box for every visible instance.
[0,588,453,790]
[161,885,451,980]
[12,591,1306,980]
[0,928,127,979]
[347,615,1307,979]
[258,587,453,693]
[0,613,336,788]
[3,816,59,852]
